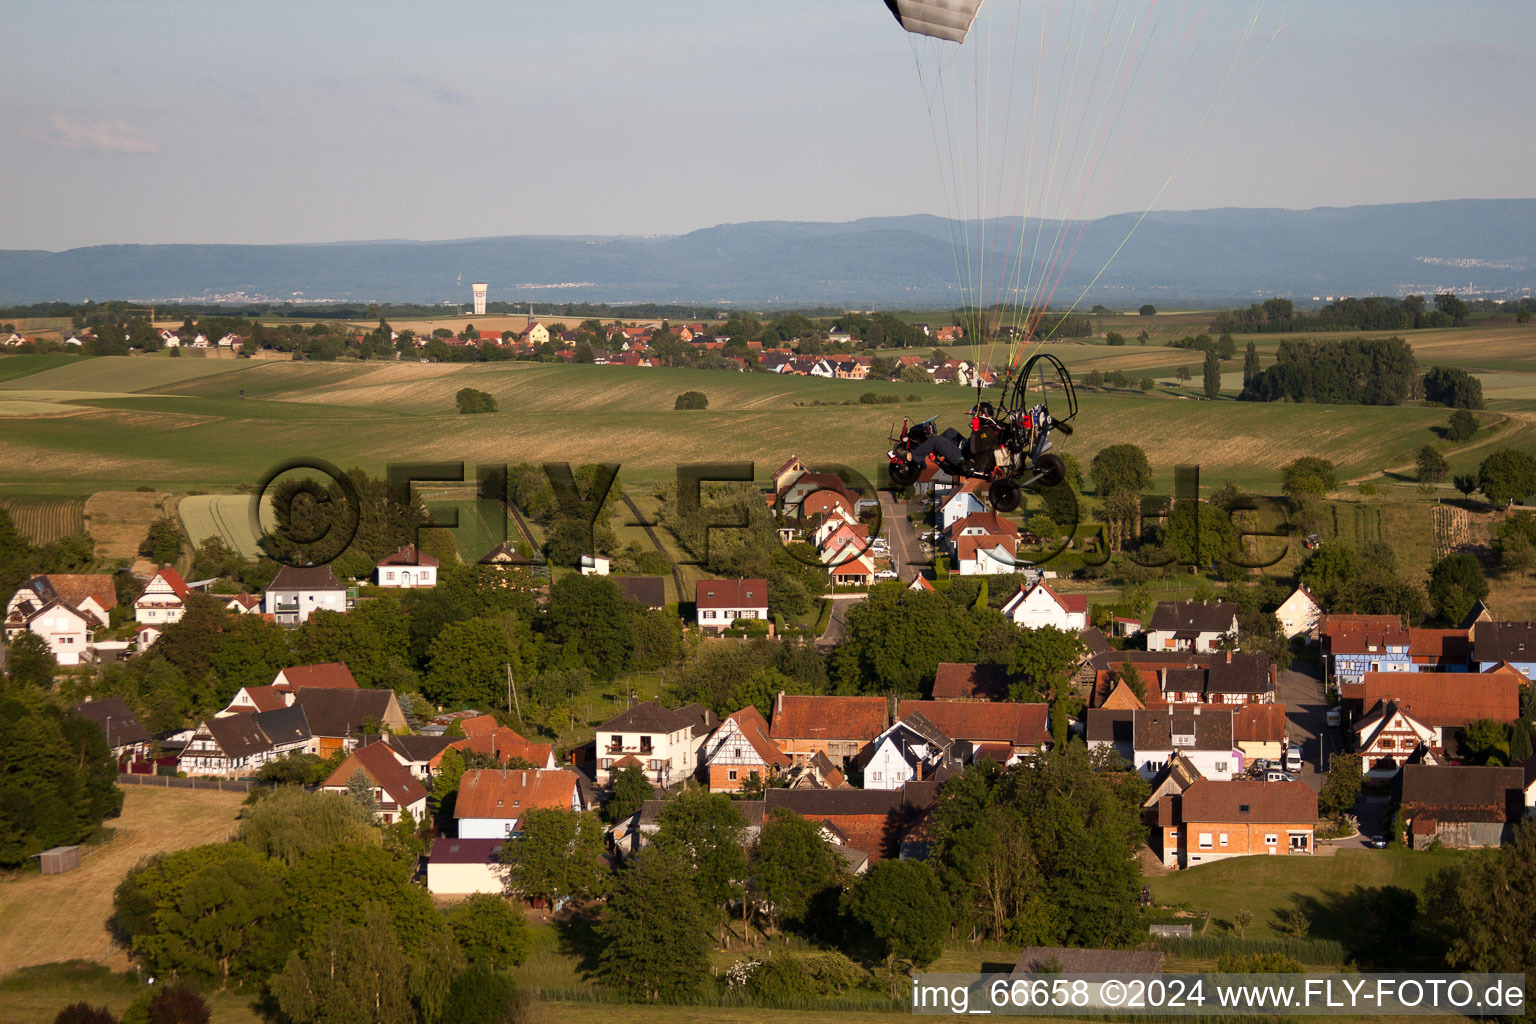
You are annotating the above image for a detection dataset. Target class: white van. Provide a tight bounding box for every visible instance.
[1282,745,1303,772]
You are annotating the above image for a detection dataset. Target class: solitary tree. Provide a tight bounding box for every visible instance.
[1416,446,1449,485]
[1447,409,1479,442]
[1478,449,1536,507]
[1427,553,1489,627]
[1203,347,1221,399]
[1317,754,1363,819]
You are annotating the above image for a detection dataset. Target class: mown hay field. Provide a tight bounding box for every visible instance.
[82,491,175,561]
[0,786,246,973]
[178,493,266,560]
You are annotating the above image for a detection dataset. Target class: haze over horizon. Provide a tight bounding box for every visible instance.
[5,0,1533,252]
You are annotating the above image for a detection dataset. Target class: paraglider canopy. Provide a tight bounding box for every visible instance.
[883,0,984,43]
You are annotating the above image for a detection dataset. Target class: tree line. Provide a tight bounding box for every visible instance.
[1211,294,1471,334]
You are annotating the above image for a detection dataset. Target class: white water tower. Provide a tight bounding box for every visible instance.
[471,282,488,317]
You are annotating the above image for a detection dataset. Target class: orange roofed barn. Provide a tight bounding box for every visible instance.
[770,693,889,767]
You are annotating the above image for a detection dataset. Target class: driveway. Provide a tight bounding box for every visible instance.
[817,592,867,648]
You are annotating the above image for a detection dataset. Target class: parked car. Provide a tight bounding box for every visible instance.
[1264,770,1297,783]
[1367,837,1389,849]
[874,569,898,580]
[1253,758,1270,771]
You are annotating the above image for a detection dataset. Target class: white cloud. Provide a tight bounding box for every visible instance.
[38,113,158,154]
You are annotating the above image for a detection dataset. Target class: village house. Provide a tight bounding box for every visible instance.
[1399,764,1527,849]
[701,706,791,792]
[1321,613,1411,687]
[954,533,1018,576]
[17,600,91,665]
[1160,652,1277,706]
[134,566,193,625]
[1274,585,1322,640]
[320,741,429,825]
[5,574,116,640]
[1352,701,1440,777]
[594,701,717,787]
[180,706,313,777]
[611,576,667,610]
[223,593,262,614]
[1145,600,1239,653]
[456,768,585,838]
[950,511,1020,553]
[73,697,153,763]
[937,480,988,531]
[374,545,439,588]
[1470,621,1536,678]
[864,714,954,790]
[695,578,769,634]
[1233,703,1288,763]
[1157,779,1316,868]
[1407,628,1473,672]
[896,700,1052,762]
[999,579,1087,631]
[382,733,457,780]
[265,564,348,626]
[1086,708,1137,765]
[1340,669,1521,749]
[1131,706,1238,781]
[762,783,941,863]
[769,693,890,767]
[294,687,408,758]
[447,716,556,769]
[426,838,506,896]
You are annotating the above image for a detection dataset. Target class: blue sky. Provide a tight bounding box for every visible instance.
[4,0,1532,250]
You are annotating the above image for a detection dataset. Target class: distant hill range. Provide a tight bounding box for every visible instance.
[2,199,1533,308]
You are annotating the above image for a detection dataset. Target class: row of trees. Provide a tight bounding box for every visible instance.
[1212,294,1470,335]
[1240,337,1418,405]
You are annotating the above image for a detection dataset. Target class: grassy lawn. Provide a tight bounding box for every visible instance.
[0,786,246,973]
[1146,846,1467,938]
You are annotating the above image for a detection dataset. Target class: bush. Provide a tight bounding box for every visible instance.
[1216,952,1305,973]
[456,387,498,414]
[747,954,817,1002]
[442,969,529,1024]
[674,390,709,410]
[146,987,208,1024]
[53,1005,118,1024]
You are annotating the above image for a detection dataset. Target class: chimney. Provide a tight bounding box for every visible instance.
[1226,650,1232,664]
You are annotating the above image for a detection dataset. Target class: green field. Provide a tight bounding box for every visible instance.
[1146,846,1466,938]
[5,338,1534,499]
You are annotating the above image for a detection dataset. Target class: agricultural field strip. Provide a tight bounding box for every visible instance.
[178,493,267,561]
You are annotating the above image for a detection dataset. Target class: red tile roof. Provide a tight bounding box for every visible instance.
[954,533,1017,565]
[377,544,440,567]
[323,741,428,810]
[770,694,888,741]
[450,727,553,768]
[274,662,358,691]
[696,578,768,610]
[145,566,190,599]
[952,512,1020,537]
[897,700,1050,747]
[1180,779,1317,824]
[723,706,791,769]
[239,685,287,713]
[1234,703,1288,744]
[1353,671,1519,727]
[1407,628,1472,662]
[42,574,117,611]
[932,663,1008,700]
[454,769,578,820]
